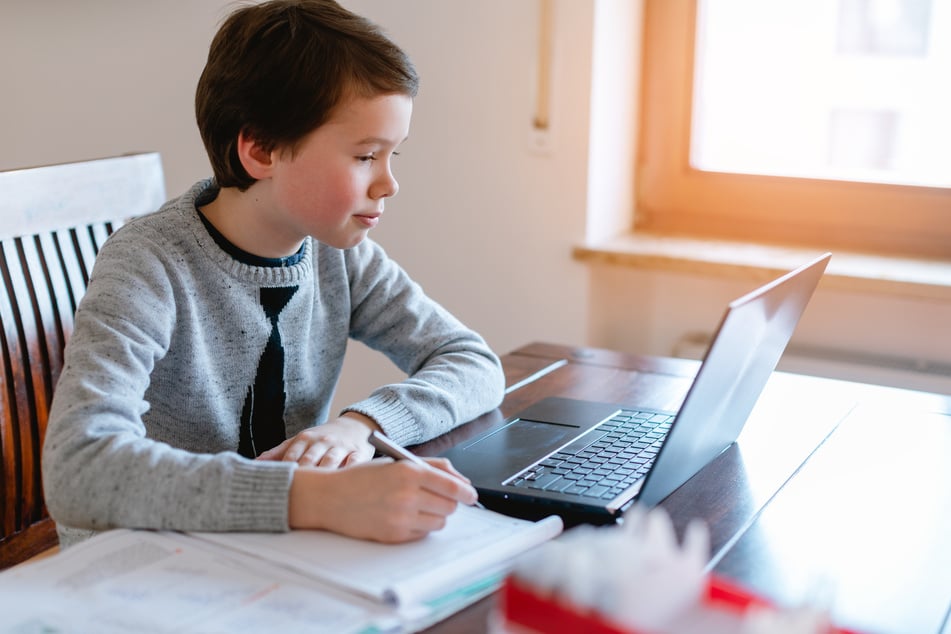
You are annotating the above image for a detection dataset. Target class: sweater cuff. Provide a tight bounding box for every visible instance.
[225,460,296,531]
[343,392,417,445]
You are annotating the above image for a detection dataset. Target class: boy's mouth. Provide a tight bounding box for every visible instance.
[354,213,380,228]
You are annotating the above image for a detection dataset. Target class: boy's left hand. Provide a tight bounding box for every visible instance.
[256,412,380,467]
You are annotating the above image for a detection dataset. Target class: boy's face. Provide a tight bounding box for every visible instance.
[265,93,412,250]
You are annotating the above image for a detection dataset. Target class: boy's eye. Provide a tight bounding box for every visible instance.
[357,151,400,162]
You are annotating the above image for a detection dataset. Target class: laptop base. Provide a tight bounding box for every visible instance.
[477,492,631,528]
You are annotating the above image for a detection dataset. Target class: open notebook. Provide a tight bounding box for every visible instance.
[0,506,562,633]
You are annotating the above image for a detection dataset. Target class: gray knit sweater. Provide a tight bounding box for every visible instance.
[42,179,504,546]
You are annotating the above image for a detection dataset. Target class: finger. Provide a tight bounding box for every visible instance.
[314,446,349,468]
[341,451,368,467]
[294,445,329,467]
[418,466,478,505]
[412,509,450,535]
[415,489,460,519]
[257,439,291,461]
[376,491,458,543]
[423,457,472,483]
[381,501,453,542]
[381,526,432,544]
[282,441,312,464]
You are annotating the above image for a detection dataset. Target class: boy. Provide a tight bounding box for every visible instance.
[42,0,505,547]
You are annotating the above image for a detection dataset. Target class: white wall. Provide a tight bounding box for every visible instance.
[1,0,595,411]
[3,0,949,407]
[335,0,595,407]
[587,264,951,394]
[1,1,219,194]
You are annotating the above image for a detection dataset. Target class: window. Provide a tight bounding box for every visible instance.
[637,0,951,260]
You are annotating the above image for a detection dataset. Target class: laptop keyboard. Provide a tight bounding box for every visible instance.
[507,409,673,501]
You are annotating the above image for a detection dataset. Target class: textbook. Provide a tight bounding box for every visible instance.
[194,504,563,608]
[0,506,562,634]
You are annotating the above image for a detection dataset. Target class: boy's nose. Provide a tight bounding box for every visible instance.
[371,171,399,200]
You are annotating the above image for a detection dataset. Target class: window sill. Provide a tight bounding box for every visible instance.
[573,234,951,302]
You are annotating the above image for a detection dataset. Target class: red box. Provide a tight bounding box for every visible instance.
[499,575,861,634]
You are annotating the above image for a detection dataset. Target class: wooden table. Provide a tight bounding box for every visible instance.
[417,342,951,634]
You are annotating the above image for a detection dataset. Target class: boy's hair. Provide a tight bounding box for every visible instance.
[196,0,418,190]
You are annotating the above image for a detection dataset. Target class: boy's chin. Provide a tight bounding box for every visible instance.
[320,232,369,250]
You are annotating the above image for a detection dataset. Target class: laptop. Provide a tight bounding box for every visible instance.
[443,253,831,526]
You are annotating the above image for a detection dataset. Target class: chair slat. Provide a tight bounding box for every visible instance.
[20,236,69,525]
[0,241,30,536]
[51,229,86,317]
[34,233,73,373]
[71,227,100,288]
[89,223,112,254]
[0,263,21,539]
[0,240,44,530]
[0,152,165,569]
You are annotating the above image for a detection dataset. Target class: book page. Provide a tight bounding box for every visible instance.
[0,530,391,634]
[195,505,563,607]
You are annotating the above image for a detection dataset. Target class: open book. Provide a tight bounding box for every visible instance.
[0,506,562,634]
[194,503,563,608]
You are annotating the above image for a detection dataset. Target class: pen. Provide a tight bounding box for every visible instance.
[369,430,486,509]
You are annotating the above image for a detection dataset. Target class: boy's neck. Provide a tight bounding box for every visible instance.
[199,184,305,259]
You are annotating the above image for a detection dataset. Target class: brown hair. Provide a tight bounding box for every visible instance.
[195,0,418,190]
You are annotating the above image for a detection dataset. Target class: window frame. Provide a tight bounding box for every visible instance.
[636,0,951,260]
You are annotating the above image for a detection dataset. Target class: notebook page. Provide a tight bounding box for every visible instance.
[0,529,389,634]
[194,506,563,607]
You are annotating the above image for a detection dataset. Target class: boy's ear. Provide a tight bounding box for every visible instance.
[236,129,275,180]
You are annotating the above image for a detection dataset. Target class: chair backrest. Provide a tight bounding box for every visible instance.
[0,153,165,569]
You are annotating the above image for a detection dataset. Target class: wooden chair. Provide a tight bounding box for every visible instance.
[0,153,165,569]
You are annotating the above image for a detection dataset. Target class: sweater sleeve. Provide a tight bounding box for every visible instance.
[42,229,295,537]
[340,240,505,445]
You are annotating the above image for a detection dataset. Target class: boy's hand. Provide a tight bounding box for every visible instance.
[288,458,480,543]
[256,412,380,467]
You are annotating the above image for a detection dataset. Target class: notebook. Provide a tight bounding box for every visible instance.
[0,507,563,634]
[443,253,831,526]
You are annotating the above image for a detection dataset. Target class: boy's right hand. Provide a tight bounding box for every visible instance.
[288,457,479,543]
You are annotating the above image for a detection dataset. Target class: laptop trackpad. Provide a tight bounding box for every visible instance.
[460,397,621,462]
[462,419,580,459]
